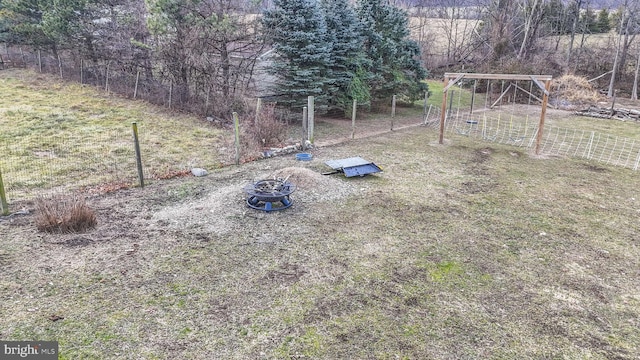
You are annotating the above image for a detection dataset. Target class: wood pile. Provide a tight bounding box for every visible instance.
[574,106,640,121]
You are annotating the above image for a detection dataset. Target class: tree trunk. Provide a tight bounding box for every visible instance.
[566,0,582,68]
[573,26,589,73]
[619,32,637,74]
[632,47,640,100]
[608,9,626,97]
[517,0,542,60]
[221,41,230,98]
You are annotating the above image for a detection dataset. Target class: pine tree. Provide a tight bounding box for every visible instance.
[321,0,371,112]
[356,0,428,104]
[1,0,54,48]
[262,0,334,110]
[596,8,611,33]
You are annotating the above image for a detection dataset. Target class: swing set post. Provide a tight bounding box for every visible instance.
[470,80,477,114]
[536,79,552,155]
[439,76,448,144]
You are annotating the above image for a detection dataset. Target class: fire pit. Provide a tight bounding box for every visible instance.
[243,179,296,212]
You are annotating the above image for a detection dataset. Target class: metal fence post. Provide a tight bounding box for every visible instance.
[132,122,144,188]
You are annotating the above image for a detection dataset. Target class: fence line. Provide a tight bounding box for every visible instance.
[0,128,143,203]
[1,103,638,211]
[0,45,252,118]
[435,107,640,171]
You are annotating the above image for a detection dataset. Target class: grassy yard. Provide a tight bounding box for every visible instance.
[2,123,640,358]
[1,68,640,358]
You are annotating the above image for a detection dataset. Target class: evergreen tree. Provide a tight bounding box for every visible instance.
[0,3,8,42]
[0,0,55,49]
[262,0,334,109]
[321,0,370,112]
[356,0,428,104]
[596,8,611,33]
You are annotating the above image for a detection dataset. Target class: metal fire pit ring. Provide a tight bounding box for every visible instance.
[243,179,296,212]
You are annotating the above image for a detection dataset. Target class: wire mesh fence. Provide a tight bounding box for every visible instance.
[0,127,142,204]
[0,122,232,210]
[434,107,640,171]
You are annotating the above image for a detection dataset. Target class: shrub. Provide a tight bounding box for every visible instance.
[35,195,97,233]
[246,102,288,147]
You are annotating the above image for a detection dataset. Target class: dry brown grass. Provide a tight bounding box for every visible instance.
[35,195,97,233]
[552,74,606,109]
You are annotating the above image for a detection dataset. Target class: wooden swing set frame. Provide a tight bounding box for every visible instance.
[439,73,553,155]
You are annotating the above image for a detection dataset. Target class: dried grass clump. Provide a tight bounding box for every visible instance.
[35,195,97,233]
[552,75,605,109]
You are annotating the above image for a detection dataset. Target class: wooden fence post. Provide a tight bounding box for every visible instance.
[233,112,241,165]
[423,91,428,121]
[535,79,551,155]
[20,47,25,68]
[439,76,449,144]
[38,50,42,72]
[168,80,173,109]
[307,96,314,144]
[105,62,110,92]
[132,122,144,188]
[391,95,396,130]
[57,54,63,78]
[205,86,211,115]
[255,98,262,127]
[302,107,308,151]
[0,167,9,215]
[134,71,140,99]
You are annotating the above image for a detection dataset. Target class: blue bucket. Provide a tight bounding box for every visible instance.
[296,153,313,161]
